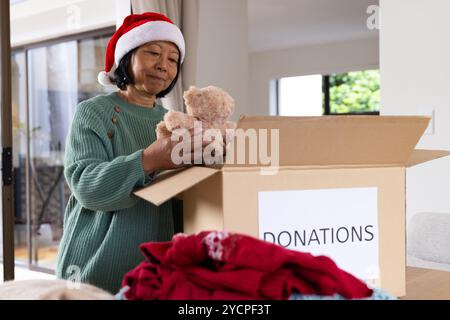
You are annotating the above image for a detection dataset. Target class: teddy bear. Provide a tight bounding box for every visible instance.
[156,85,237,162]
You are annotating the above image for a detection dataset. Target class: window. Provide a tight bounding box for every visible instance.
[278,75,323,116]
[277,70,380,116]
[11,31,114,273]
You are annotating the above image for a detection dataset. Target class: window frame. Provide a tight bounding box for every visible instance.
[276,71,380,116]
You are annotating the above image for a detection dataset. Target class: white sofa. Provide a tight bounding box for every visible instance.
[407,212,450,271]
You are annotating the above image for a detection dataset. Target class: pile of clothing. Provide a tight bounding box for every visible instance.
[118,231,394,300]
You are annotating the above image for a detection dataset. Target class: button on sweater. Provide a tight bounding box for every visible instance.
[56,91,174,294]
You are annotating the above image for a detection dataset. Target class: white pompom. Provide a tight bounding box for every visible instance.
[97,71,113,86]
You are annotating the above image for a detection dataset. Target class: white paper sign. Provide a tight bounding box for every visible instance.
[258,187,379,283]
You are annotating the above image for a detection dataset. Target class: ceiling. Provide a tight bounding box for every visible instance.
[248,0,379,52]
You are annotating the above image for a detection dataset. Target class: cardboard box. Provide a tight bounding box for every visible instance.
[134,115,450,297]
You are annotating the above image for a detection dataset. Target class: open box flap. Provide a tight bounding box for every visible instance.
[133,166,219,206]
[406,149,450,167]
[224,115,430,168]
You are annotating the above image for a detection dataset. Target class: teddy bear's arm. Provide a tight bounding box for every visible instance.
[225,121,237,130]
[164,110,196,131]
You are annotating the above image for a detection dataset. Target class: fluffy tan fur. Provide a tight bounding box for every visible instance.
[156,85,237,139]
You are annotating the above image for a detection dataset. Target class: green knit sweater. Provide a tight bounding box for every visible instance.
[56,91,174,294]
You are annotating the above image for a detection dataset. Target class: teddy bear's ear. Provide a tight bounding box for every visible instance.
[184,86,200,101]
[188,86,201,95]
[183,89,192,101]
[187,86,200,93]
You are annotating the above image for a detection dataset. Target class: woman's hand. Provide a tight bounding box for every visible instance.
[142,128,208,173]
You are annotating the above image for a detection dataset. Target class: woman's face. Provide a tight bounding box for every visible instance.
[129,41,180,96]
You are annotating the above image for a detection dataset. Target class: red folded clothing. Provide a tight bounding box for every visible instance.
[122,231,373,300]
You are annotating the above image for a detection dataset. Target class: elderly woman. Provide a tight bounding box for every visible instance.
[56,12,198,294]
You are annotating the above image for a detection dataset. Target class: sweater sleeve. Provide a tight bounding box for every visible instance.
[64,102,151,212]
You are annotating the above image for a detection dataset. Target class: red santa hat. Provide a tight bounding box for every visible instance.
[98,12,185,86]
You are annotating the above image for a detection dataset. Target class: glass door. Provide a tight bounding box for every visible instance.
[11,51,29,268]
[25,34,112,271]
[27,41,78,270]
[7,33,113,273]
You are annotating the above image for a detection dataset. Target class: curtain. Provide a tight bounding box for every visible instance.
[131,0,185,112]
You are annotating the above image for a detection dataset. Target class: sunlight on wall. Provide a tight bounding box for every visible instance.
[278,75,322,116]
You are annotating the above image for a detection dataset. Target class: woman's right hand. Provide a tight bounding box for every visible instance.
[141,128,207,173]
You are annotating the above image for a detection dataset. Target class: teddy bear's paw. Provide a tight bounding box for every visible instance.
[156,121,171,139]
[164,111,195,132]
[225,121,237,130]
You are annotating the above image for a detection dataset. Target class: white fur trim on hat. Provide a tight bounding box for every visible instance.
[97,70,114,86]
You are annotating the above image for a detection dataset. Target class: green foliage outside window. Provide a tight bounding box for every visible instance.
[328,70,380,113]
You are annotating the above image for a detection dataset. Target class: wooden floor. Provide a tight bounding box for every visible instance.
[14,246,58,269]
[403,267,450,300]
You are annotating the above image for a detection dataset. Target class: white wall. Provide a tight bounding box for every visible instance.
[380,0,450,229]
[249,37,379,115]
[182,0,249,121]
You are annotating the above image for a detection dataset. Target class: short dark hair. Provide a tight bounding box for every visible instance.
[112,47,181,98]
